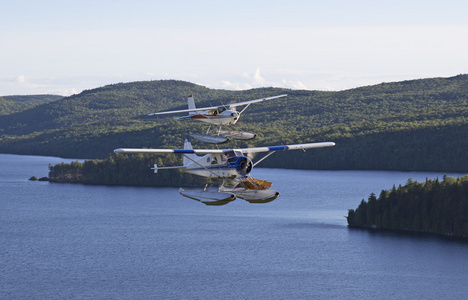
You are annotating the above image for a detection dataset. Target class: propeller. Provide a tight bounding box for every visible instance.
[236,157,253,176]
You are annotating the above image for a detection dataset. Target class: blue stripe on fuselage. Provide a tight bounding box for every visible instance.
[268,146,289,151]
[174,149,195,153]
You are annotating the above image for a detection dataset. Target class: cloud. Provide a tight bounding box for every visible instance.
[217,68,309,91]
[220,80,252,90]
[1,75,46,95]
[253,68,267,85]
[15,75,26,84]
[241,68,267,87]
[281,79,308,90]
[0,75,79,96]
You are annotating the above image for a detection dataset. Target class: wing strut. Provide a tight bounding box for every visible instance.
[252,151,276,167]
[238,103,252,115]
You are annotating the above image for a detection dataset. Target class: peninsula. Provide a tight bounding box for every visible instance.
[347,175,468,239]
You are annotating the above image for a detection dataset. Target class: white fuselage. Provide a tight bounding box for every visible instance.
[189,109,239,125]
[183,151,251,178]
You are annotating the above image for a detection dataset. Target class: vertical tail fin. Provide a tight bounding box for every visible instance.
[183,138,197,166]
[188,94,196,116]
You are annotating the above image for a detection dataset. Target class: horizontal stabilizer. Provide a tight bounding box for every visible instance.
[151,163,186,173]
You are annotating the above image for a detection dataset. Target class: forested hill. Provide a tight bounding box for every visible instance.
[2,94,63,104]
[1,75,468,172]
[0,94,63,116]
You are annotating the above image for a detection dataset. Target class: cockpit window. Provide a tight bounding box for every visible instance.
[224,150,236,158]
[226,156,234,162]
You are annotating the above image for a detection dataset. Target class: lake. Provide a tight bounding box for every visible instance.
[1,153,468,299]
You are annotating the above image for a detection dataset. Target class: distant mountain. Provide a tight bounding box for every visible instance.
[3,94,63,104]
[1,76,468,172]
[0,94,63,116]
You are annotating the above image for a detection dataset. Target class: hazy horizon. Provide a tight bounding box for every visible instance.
[2,0,467,96]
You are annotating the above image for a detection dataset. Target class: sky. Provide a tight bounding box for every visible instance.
[1,0,467,96]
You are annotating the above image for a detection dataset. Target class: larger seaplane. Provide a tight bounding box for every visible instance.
[114,139,335,205]
[148,94,287,144]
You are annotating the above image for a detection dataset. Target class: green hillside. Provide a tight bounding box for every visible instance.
[1,76,468,171]
[3,94,63,104]
[0,94,63,116]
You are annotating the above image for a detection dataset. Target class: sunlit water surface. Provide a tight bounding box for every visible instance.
[1,154,468,299]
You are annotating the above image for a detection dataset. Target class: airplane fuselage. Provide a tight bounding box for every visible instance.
[184,150,252,178]
[189,109,239,125]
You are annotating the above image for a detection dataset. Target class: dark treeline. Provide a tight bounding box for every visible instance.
[347,175,468,238]
[259,122,468,172]
[48,153,210,187]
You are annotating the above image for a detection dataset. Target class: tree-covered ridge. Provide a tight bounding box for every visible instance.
[1,75,468,172]
[48,153,211,187]
[0,95,63,116]
[347,175,468,238]
[0,97,32,116]
[3,94,63,104]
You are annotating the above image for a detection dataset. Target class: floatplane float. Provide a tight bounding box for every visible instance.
[114,139,335,205]
[148,94,287,144]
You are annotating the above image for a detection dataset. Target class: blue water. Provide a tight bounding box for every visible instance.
[1,153,468,299]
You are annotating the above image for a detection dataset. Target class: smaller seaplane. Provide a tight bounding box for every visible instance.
[148,94,287,144]
[114,139,335,205]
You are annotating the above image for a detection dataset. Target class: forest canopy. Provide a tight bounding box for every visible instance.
[1,75,468,172]
[347,175,468,239]
[47,153,210,187]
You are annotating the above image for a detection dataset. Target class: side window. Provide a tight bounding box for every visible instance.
[207,157,210,163]
[224,150,235,158]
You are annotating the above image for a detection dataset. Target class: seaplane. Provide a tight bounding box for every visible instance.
[114,139,335,205]
[148,94,287,144]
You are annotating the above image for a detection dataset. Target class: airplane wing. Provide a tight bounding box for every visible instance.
[114,148,225,154]
[114,142,334,155]
[227,94,287,108]
[147,94,287,116]
[238,142,335,154]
